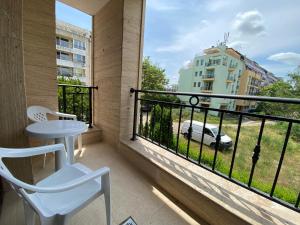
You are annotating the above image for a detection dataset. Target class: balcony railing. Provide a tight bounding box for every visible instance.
[202,74,215,79]
[58,84,98,128]
[130,88,300,212]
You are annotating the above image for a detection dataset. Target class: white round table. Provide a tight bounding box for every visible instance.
[26,120,87,170]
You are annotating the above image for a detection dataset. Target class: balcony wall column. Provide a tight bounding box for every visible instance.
[0,0,33,185]
[93,0,145,146]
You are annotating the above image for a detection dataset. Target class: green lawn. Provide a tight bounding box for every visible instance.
[175,123,300,205]
[172,108,238,124]
[142,108,299,205]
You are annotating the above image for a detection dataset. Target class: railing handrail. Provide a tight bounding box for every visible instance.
[130,87,300,212]
[130,88,300,104]
[58,84,98,89]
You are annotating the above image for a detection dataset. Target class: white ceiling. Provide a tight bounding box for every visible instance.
[58,0,110,15]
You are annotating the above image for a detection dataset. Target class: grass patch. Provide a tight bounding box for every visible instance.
[173,123,299,205]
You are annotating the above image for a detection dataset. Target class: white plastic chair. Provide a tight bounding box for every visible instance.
[0,144,111,225]
[27,105,83,167]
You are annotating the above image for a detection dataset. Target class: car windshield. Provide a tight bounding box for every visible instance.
[211,128,225,136]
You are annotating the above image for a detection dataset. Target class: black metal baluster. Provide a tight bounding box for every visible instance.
[175,106,183,154]
[130,88,138,140]
[270,122,292,197]
[159,104,164,146]
[80,93,84,121]
[212,111,224,170]
[88,87,93,128]
[72,93,76,116]
[150,104,157,143]
[186,107,195,159]
[229,114,243,178]
[167,105,173,149]
[139,101,143,135]
[62,85,67,113]
[145,106,149,138]
[198,109,208,164]
[296,192,300,208]
[248,118,265,187]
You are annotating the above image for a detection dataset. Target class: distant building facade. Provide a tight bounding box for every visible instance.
[178,43,279,113]
[56,20,91,84]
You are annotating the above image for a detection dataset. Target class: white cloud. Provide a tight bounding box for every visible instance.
[147,0,179,11]
[268,52,300,66]
[232,10,266,37]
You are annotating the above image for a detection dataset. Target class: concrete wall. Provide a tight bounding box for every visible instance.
[93,0,144,145]
[23,0,58,110]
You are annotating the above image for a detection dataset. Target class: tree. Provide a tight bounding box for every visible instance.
[257,74,300,119]
[142,57,168,91]
[57,76,90,122]
[146,105,175,148]
[141,57,180,103]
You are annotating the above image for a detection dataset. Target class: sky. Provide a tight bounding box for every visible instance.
[56,0,300,84]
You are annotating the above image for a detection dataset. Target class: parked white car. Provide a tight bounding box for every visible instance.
[181,120,232,149]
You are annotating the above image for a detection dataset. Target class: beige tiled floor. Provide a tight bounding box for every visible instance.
[0,142,206,225]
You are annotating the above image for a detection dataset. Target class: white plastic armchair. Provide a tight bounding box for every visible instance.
[27,105,83,167]
[0,144,111,225]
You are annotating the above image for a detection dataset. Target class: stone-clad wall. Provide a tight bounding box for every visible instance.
[23,0,58,110]
[0,0,33,185]
[93,0,144,145]
[93,0,124,146]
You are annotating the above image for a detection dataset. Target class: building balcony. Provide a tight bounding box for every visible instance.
[226,76,234,83]
[202,74,215,81]
[228,63,238,71]
[57,58,86,69]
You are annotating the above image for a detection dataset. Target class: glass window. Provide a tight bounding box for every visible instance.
[204,128,214,137]
[195,71,198,77]
[74,54,86,63]
[196,60,199,66]
[198,82,201,87]
[57,66,73,76]
[193,82,196,87]
[199,71,202,75]
[74,39,86,50]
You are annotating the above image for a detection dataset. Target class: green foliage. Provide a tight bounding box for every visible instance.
[141,57,181,103]
[147,105,175,148]
[57,76,90,122]
[258,73,300,118]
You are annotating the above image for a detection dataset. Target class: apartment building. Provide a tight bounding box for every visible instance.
[178,43,279,113]
[56,20,91,84]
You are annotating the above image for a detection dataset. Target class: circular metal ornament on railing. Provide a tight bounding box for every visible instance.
[189,95,199,106]
[75,87,82,94]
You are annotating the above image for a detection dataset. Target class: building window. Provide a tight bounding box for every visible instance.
[196,60,199,66]
[57,66,73,77]
[74,39,86,50]
[201,59,204,65]
[56,37,72,48]
[74,68,85,77]
[195,71,198,77]
[57,51,72,61]
[198,82,201,87]
[74,54,86,63]
[193,82,197,87]
[199,71,202,76]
